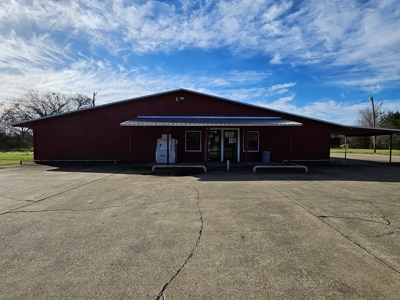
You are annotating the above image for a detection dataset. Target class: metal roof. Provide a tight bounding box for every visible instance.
[120,116,302,127]
[12,88,330,128]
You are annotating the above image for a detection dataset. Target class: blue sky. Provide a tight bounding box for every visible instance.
[1,0,400,125]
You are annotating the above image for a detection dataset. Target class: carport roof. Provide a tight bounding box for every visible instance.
[331,125,400,136]
[120,116,303,127]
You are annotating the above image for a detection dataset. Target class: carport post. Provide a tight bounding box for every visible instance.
[389,133,393,164]
[344,136,347,161]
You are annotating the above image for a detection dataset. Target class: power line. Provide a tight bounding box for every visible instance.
[349,50,400,71]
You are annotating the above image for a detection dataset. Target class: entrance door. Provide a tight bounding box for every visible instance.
[207,130,221,161]
[224,130,238,162]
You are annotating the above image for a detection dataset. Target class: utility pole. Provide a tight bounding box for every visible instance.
[369,96,376,153]
[92,92,97,106]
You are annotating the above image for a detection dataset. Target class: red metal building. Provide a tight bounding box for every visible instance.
[13,89,340,164]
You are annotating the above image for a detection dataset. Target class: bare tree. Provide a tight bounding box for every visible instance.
[71,93,93,110]
[353,102,385,150]
[356,102,384,128]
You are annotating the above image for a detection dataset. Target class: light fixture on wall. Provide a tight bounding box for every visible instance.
[175,96,185,102]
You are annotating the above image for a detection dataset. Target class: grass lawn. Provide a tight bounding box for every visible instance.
[331,149,400,156]
[1,149,399,167]
[0,151,34,166]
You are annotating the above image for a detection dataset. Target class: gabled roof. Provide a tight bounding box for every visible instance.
[11,88,400,136]
[11,88,332,127]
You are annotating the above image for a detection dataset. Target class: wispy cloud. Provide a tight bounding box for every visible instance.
[0,30,73,72]
[266,82,296,96]
[253,95,400,125]
[0,44,273,104]
[269,53,282,65]
[0,0,399,124]
[2,0,399,72]
[253,97,360,125]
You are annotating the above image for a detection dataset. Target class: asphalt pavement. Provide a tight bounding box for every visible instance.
[1,157,399,299]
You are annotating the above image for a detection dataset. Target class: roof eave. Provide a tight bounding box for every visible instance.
[120,123,303,127]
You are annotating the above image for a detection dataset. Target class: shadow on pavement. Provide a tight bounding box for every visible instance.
[34,158,400,183]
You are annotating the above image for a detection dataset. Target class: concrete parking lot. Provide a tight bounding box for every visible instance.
[1,156,400,299]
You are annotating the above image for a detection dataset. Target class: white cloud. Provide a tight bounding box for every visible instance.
[0,39,272,104]
[0,31,73,72]
[0,0,400,120]
[274,95,295,104]
[252,94,400,125]
[269,53,282,64]
[268,82,296,92]
[252,97,360,125]
[260,82,297,98]
[1,0,399,70]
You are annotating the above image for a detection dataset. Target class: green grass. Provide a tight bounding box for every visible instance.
[0,151,34,166]
[330,148,400,156]
[1,149,398,166]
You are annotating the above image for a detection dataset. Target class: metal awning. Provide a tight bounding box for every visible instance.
[120,116,302,127]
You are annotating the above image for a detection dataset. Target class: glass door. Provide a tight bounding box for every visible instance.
[207,130,221,161]
[224,130,238,162]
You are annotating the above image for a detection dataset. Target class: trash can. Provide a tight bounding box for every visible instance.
[262,151,270,163]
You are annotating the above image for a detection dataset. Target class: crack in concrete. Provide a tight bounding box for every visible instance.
[8,194,204,215]
[370,231,400,238]
[316,216,400,274]
[0,170,127,217]
[318,215,389,225]
[318,202,396,238]
[156,186,204,300]
[6,198,188,214]
[254,174,400,275]
[274,191,400,207]
[369,202,391,225]
[7,204,131,214]
[351,199,400,207]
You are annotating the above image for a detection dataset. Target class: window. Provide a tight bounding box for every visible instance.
[185,131,202,151]
[243,131,259,151]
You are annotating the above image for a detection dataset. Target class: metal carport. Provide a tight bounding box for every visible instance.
[331,125,400,164]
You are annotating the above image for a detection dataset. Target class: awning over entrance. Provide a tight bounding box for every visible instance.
[120,116,303,127]
[121,116,302,166]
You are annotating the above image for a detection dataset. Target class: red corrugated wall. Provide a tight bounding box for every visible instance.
[31,90,331,162]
